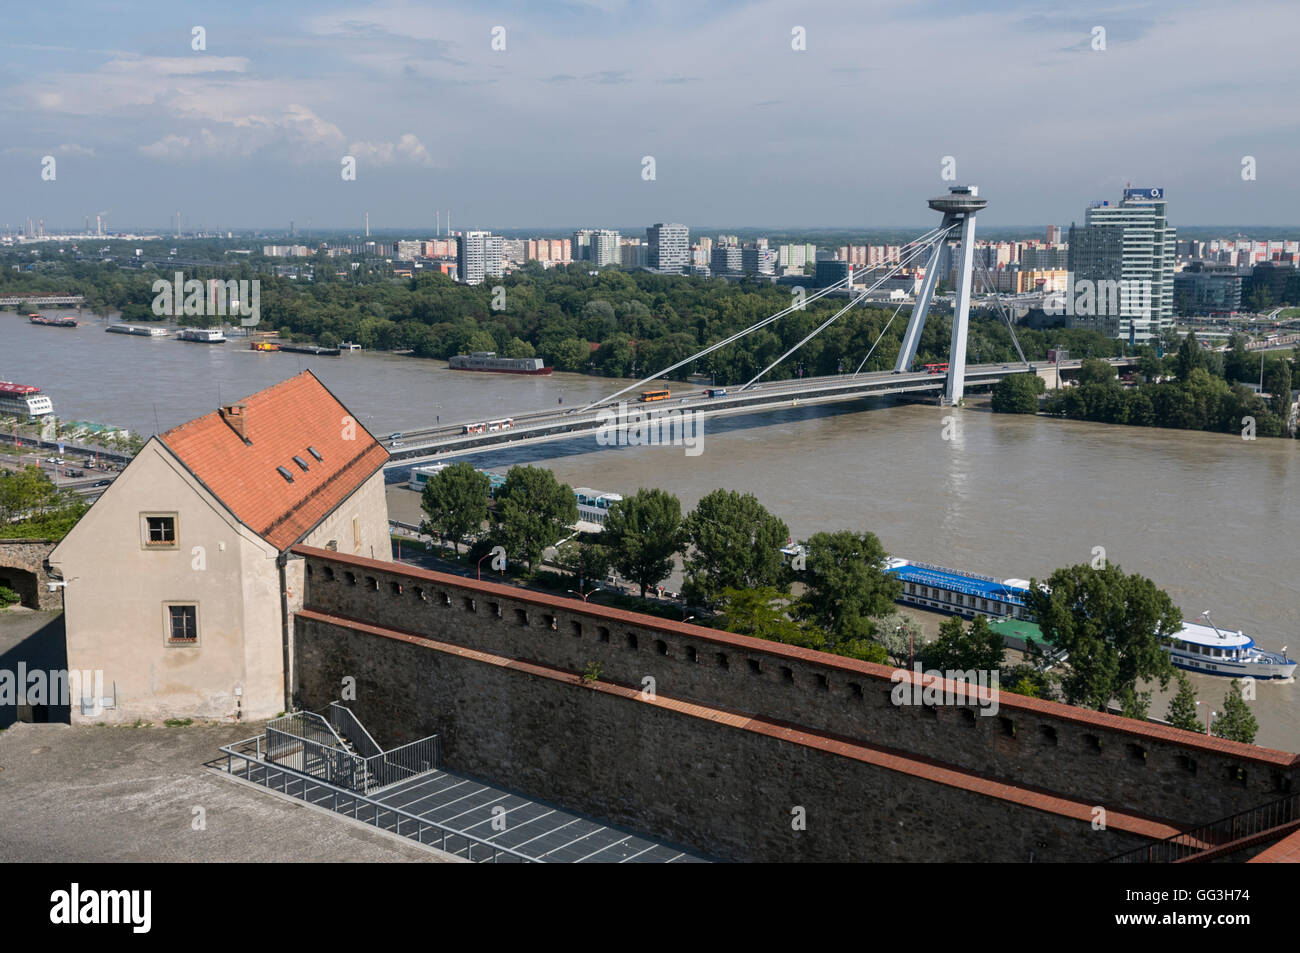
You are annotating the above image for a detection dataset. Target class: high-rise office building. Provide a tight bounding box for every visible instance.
[647,223,690,273]
[742,240,776,276]
[711,243,743,275]
[1067,188,1175,341]
[592,229,621,267]
[458,230,504,285]
[1046,225,1062,244]
[572,229,596,262]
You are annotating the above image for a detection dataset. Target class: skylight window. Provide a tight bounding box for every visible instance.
[307,446,323,462]
[276,466,294,483]
[293,455,309,471]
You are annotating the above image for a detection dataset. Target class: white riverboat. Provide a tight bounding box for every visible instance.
[1166,614,1296,680]
[784,548,1298,680]
[176,327,227,343]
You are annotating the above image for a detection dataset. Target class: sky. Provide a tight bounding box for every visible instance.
[4,0,1300,232]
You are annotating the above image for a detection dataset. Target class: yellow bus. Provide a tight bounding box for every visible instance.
[639,389,672,402]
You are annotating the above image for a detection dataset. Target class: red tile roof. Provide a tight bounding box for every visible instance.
[1249,826,1300,863]
[161,371,388,551]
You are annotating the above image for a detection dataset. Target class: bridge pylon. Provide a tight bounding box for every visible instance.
[892,185,988,403]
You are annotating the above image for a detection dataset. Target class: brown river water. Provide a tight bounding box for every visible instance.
[5,313,1297,750]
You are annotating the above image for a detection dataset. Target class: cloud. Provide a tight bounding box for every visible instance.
[3,143,95,156]
[348,133,435,167]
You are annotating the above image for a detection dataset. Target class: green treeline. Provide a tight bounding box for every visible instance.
[993,332,1296,438]
[2,257,1122,386]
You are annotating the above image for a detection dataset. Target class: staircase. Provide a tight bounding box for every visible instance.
[1107,791,1300,863]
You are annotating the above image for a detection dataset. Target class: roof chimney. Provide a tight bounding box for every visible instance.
[220,402,249,441]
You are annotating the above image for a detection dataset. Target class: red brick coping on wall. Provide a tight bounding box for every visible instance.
[297,605,1190,842]
[293,545,1298,769]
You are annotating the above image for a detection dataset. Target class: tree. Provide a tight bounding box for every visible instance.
[873,611,923,667]
[419,462,490,553]
[493,465,578,570]
[923,615,1005,674]
[1173,331,1206,382]
[0,466,87,540]
[1262,356,1292,417]
[682,488,789,604]
[502,336,535,359]
[794,530,900,648]
[603,488,684,598]
[1135,346,1166,383]
[1078,357,1117,386]
[1027,564,1180,712]
[554,540,611,591]
[1165,671,1201,732]
[545,337,590,372]
[719,586,813,646]
[1212,680,1259,744]
[1001,664,1057,700]
[990,373,1042,414]
[463,329,497,354]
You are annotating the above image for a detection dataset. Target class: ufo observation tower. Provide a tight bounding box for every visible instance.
[893,185,988,403]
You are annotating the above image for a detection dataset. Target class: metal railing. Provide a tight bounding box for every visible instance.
[363,735,441,789]
[1107,791,1300,863]
[326,702,383,759]
[218,739,539,863]
[263,704,440,795]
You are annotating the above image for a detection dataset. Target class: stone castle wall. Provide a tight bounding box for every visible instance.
[291,546,1298,862]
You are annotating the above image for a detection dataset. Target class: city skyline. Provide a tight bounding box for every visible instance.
[5,0,1300,229]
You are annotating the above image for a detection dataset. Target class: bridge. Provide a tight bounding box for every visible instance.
[383,185,1134,468]
[0,294,86,307]
[383,358,1131,466]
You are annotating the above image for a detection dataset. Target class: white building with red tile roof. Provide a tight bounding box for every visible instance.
[49,371,391,722]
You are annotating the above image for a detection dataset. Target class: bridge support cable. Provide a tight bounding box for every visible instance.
[974,257,1029,366]
[738,224,958,391]
[578,224,954,412]
[853,297,909,376]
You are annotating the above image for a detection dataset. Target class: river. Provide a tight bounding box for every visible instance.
[6,311,1298,750]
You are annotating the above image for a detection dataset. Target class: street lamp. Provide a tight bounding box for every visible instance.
[568,588,599,602]
[1196,701,1216,735]
[477,551,495,581]
[682,614,696,624]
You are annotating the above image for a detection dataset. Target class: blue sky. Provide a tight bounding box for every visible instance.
[4,0,1299,231]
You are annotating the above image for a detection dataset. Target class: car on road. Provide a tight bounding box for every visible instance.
[388,432,403,440]
[92,479,111,487]
[390,440,405,448]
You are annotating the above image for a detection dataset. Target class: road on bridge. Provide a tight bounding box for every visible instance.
[381,358,1134,467]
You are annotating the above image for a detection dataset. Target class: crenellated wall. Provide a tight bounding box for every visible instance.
[290,546,1298,862]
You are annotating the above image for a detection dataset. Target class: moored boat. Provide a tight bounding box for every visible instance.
[448,352,552,375]
[847,553,1297,679]
[106,324,168,337]
[176,327,227,343]
[1165,614,1296,680]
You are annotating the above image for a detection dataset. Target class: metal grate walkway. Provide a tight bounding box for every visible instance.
[372,770,706,863]
[217,737,707,863]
